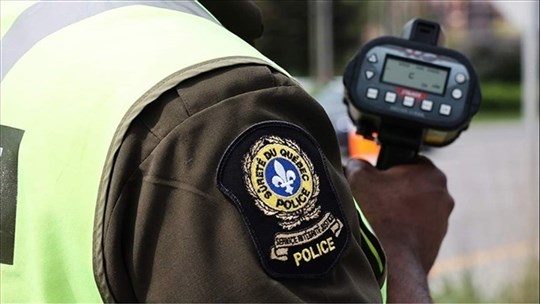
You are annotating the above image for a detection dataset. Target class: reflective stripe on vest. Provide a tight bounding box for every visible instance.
[0,2,286,302]
[0,0,220,81]
[354,199,388,303]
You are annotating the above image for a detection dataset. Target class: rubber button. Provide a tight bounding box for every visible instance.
[366,88,378,100]
[365,70,375,79]
[403,96,415,107]
[455,73,466,84]
[452,88,463,100]
[439,104,452,116]
[385,92,397,103]
[421,100,433,112]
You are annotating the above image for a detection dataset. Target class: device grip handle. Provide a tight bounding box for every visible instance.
[376,143,418,170]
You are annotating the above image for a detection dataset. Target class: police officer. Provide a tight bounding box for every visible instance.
[0,1,452,302]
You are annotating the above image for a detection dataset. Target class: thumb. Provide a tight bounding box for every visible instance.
[346,158,377,180]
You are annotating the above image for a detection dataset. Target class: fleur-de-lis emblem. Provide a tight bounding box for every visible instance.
[271,160,297,195]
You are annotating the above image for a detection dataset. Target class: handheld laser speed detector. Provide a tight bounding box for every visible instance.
[343,19,482,169]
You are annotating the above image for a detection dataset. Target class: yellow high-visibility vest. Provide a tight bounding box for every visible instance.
[0,1,385,302]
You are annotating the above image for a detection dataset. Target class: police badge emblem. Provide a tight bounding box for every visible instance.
[218,122,349,278]
[242,135,321,230]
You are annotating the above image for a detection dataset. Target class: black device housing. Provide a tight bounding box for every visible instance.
[343,19,481,169]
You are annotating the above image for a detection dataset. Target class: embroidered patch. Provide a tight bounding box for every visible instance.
[218,121,349,279]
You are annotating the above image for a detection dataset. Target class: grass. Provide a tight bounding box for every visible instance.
[480,82,522,113]
[433,272,484,303]
[498,259,540,303]
[473,110,521,123]
[472,81,523,123]
[432,259,540,303]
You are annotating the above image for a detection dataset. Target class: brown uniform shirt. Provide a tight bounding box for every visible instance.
[100,64,383,302]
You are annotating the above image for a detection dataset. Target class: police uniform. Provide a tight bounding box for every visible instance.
[0,1,385,302]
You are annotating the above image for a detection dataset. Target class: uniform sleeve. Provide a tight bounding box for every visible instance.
[100,64,382,302]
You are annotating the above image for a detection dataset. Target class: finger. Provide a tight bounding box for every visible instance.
[390,155,434,172]
[410,155,448,185]
[414,155,435,166]
[346,158,376,180]
[384,155,436,177]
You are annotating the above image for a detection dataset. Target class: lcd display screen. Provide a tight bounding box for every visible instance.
[381,55,449,95]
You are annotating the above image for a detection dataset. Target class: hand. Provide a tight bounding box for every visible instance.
[346,156,454,302]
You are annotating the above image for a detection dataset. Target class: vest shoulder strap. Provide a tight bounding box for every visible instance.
[1,4,288,302]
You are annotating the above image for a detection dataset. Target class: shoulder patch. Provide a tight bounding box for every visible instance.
[217,121,349,279]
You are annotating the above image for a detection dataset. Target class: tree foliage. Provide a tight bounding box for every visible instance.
[254,0,367,76]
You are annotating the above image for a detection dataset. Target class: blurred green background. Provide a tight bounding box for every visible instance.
[253,1,539,303]
[254,0,525,119]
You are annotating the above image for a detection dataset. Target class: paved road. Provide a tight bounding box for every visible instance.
[307,78,540,297]
[427,120,539,297]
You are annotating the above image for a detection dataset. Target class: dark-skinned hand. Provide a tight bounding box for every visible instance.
[346,156,454,303]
